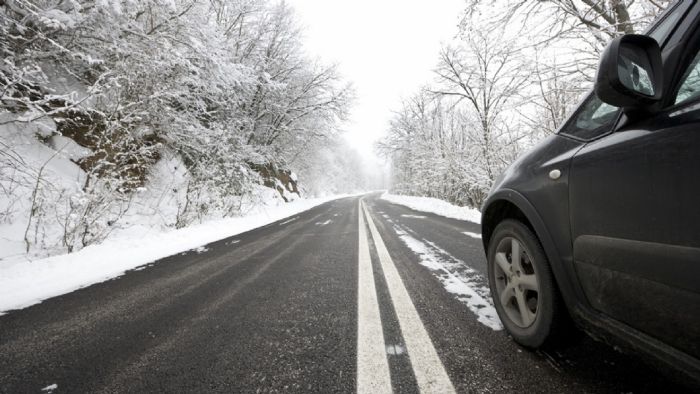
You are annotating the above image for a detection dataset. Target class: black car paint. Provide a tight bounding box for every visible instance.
[571,110,700,361]
[483,134,587,308]
[481,0,700,383]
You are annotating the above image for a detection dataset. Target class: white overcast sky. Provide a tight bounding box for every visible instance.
[287,0,464,162]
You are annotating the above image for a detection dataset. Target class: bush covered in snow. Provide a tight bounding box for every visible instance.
[0,0,365,260]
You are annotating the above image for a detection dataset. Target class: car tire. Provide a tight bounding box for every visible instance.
[487,219,569,348]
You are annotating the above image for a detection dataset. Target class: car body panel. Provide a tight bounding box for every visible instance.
[483,135,586,308]
[482,129,700,382]
[481,1,700,382]
[570,106,700,360]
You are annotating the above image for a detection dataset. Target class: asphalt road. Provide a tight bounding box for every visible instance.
[0,194,688,393]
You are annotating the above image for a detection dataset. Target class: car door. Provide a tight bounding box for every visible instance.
[569,20,700,358]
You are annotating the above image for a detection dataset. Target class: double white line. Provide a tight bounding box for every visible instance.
[357,200,455,394]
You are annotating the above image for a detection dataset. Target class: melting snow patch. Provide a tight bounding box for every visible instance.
[41,384,58,392]
[393,226,503,330]
[315,219,332,226]
[193,246,209,254]
[463,231,482,239]
[401,214,426,219]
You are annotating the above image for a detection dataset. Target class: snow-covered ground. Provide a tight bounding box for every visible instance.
[0,110,365,314]
[0,193,355,315]
[381,192,482,224]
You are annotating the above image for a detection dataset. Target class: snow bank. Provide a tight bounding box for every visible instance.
[0,194,354,314]
[381,192,482,224]
[0,114,86,261]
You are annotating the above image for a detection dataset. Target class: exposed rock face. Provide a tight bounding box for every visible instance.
[53,108,161,190]
[13,91,162,192]
[249,163,299,202]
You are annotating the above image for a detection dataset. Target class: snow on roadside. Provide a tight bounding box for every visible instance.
[392,225,502,330]
[0,194,356,315]
[381,192,482,224]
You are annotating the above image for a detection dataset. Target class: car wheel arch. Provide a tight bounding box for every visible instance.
[481,189,580,313]
[482,198,535,252]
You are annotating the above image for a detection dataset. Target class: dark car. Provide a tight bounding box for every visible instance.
[480,0,700,384]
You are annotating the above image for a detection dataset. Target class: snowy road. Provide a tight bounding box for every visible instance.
[0,194,682,393]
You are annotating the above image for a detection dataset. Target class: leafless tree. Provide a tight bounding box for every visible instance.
[433,29,530,182]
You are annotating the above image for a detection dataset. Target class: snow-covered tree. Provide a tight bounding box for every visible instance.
[379,0,671,209]
[0,0,355,255]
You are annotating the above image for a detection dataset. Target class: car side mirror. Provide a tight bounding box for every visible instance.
[595,34,663,109]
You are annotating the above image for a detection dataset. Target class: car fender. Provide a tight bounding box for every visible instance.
[481,188,587,316]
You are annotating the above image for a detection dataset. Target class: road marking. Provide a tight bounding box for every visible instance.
[401,214,426,219]
[463,231,482,239]
[386,344,406,355]
[315,219,332,226]
[356,200,393,394]
[361,201,456,394]
[279,217,297,226]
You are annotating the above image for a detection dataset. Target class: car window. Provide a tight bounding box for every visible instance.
[674,51,700,105]
[559,2,686,140]
[559,94,620,140]
[648,1,683,46]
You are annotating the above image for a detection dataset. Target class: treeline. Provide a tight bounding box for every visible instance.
[378,0,670,208]
[0,0,357,253]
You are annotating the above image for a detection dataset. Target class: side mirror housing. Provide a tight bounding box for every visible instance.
[595,34,663,110]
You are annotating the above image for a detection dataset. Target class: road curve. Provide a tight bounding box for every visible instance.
[0,194,683,393]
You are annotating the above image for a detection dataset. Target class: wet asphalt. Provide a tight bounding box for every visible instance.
[0,194,688,393]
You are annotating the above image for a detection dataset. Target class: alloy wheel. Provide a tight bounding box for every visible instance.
[493,236,540,328]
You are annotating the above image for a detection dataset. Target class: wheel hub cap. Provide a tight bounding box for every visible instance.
[493,237,540,328]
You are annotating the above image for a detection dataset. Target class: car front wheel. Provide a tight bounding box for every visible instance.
[487,219,567,348]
